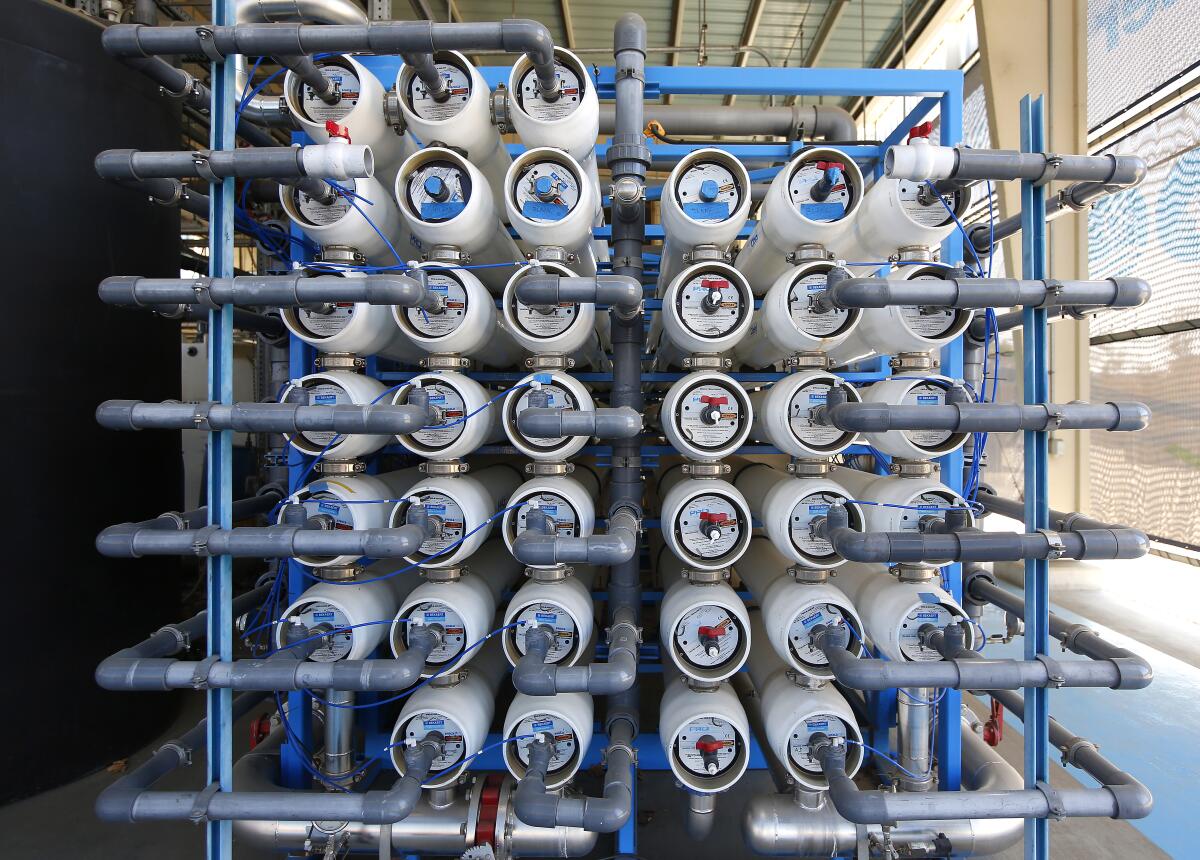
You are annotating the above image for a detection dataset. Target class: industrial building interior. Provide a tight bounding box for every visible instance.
[9,0,1198,857]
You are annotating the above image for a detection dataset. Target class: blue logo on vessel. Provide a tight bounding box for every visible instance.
[535,612,558,624]
[314,394,337,404]
[313,611,335,620]
[916,394,940,404]
[532,720,554,732]
[318,502,340,515]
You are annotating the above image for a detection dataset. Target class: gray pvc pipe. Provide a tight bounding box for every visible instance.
[96,392,435,435]
[514,273,643,317]
[511,509,639,567]
[968,179,1134,255]
[276,53,336,103]
[818,272,1150,311]
[885,146,1146,186]
[170,305,289,341]
[514,719,634,831]
[401,51,450,101]
[817,396,1151,433]
[976,492,1112,532]
[597,103,856,141]
[516,406,642,440]
[511,613,639,696]
[100,273,439,312]
[117,176,212,218]
[95,146,369,182]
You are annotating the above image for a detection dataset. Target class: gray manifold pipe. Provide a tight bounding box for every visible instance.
[514,272,643,320]
[511,508,639,567]
[814,271,1150,311]
[976,491,1113,532]
[743,715,1024,857]
[885,145,1146,186]
[514,720,635,832]
[516,404,642,440]
[511,612,639,696]
[99,273,441,312]
[813,503,1149,564]
[95,145,371,182]
[598,103,856,141]
[104,483,285,534]
[96,390,436,435]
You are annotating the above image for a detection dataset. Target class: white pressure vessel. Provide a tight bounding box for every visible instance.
[392,466,521,568]
[734,262,862,368]
[834,563,977,661]
[501,371,595,462]
[279,270,421,363]
[734,463,864,570]
[747,371,861,459]
[276,576,404,662]
[282,54,415,185]
[855,375,970,460]
[659,674,751,794]
[659,469,753,571]
[735,148,866,293]
[394,147,521,293]
[390,540,521,673]
[390,262,522,366]
[657,149,752,289]
[504,148,598,275]
[279,174,408,267]
[655,263,754,365]
[501,262,604,366]
[501,471,600,560]
[390,638,507,788]
[657,553,751,683]
[825,263,975,367]
[745,612,864,790]
[502,566,597,668]
[735,537,866,679]
[280,370,390,460]
[660,371,753,461]
[503,690,595,790]
[395,51,511,207]
[390,372,501,461]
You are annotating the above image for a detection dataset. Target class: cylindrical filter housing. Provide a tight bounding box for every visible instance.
[658,148,752,289]
[736,538,866,679]
[504,148,598,274]
[660,370,753,461]
[390,372,501,461]
[280,269,421,363]
[834,563,977,661]
[502,371,595,462]
[659,675,751,794]
[825,263,975,367]
[659,469,753,571]
[501,471,600,561]
[734,464,864,570]
[394,147,521,292]
[501,566,597,668]
[656,263,754,364]
[276,577,404,662]
[658,554,751,683]
[390,540,521,673]
[735,148,865,293]
[280,175,408,266]
[855,375,970,460]
[734,262,862,368]
[501,261,603,365]
[280,370,391,460]
[395,51,511,206]
[391,262,522,366]
[745,613,864,790]
[503,691,595,790]
[390,639,506,788]
[748,371,861,459]
[392,466,521,568]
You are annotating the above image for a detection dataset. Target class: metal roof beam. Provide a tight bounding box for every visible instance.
[725,0,769,106]
[786,0,849,106]
[560,0,576,50]
[845,0,940,116]
[664,0,687,104]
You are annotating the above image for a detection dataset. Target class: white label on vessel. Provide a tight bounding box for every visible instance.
[901,382,955,449]
[676,382,744,451]
[298,382,348,447]
[513,385,579,450]
[788,492,849,560]
[788,160,852,222]
[787,382,848,450]
[899,276,961,338]
[403,273,468,338]
[512,295,579,338]
[789,714,848,773]
[787,271,853,337]
[299,63,361,123]
[674,160,742,224]
[676,493,742,562]
[675,717,739,777]
[293,184,351,226]
[406,383,467,449]
[411,491,466,559]
[674,604,742,669]
[512,602,578,663]
[675,273,745,338]
[896,180,956,228]
[403,711,466,771]
[406,61,471,121]
[788,602,849,667]
[517,61,582,122]
[514,714,578,772]
[407,601,466,664]
[512,492,579,539]
[290,601,351,661]
[900,602,958,661]
[295,303,355,338]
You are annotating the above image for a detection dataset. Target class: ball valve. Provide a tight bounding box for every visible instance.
[657,551,751,683]
[657,148,752,289]
[502,371,596,462]
[279,172,408,267]
[659,371,754,462]
[390,262,522,367]
[748,371,861,459]
[394,147,521,293]
[503,691,595,790]
[735,148,866,293]
[390,540,521,675]
[279,370,393,461]
[658,466,753,571]
[502,470,600,561]
[734,261,863,368]
[659,672,751,794]
[395,51,511,207]
[504,148,599,275]
[735,537,866,680]
[654,263,754,366]
[389,372,502,462]
[501,261,605,367]
[275,577,407,662]
[502,565,597,668]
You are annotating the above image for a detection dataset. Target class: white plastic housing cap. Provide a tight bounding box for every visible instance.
[501,472,599,561]
[392,467,521,568]
[734,263,862,368]
[660,370,753,461]
[280,271,420,364]
[734,464,865,569]
[503,147,597,268]
[736,538,866,679]
[659,575,752,683]
[279,175,407,267]
[858,374,970,459]
[390,371,499,461]
[833,563,977,662]
[280,370,390,460]
[832,175,971,266]
[661,148,754,252]
[502,371,595,462]
[283,469,419,568]
[501,261,600,360]
[276,577,404,662]
[507,48,599,165]
[659,677,751,794]
[884,138,958,182]
[659,263,755,357]
[659,474,753,571]
[501,569,597,667]
[747,371,861,458]
[503,691,595,790]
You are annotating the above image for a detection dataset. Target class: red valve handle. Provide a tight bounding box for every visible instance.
[700,278,730,290]
[697,624,726,637]
[699,511,729,524]
[815,160,846,171]
[699,395,728,406]
[325,120,351,142]
[249,713,272,749]
[695,738,726,753]
[908,121,933,141]
[983,698,1004,747]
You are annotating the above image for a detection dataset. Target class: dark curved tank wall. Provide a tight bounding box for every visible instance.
[0,0,185,802]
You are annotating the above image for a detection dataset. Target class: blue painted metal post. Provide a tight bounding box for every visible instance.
[1019,94,1051,860]
[206,1,236,857]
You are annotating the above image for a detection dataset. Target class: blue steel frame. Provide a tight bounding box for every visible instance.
[219,57,978,860]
